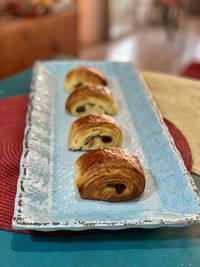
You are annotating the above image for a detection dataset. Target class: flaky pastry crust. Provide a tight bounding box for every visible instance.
[64,66,107,93]
[66,85,118,116]
[75,148,145,201]
[68,115,122,150]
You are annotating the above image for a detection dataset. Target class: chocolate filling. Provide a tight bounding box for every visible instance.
[76,105,86,113]
[84,135,112,146]
[76,103,96,113]
[107,183,126,194]
[74,82,83,88]
[101,136,112,143]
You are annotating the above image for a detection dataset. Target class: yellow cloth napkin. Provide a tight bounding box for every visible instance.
[142,72,200,175]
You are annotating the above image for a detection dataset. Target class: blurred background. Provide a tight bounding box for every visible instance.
[0,0,200,79]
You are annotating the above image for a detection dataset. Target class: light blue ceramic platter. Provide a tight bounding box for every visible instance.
[12,61,200,231]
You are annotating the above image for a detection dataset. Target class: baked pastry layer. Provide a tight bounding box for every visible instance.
[75,148,145,201]
[68,115,122,150]
[64,66,107,93]
[66,85,118,116]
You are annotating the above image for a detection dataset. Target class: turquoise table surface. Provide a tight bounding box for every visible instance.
[1,69,200,267]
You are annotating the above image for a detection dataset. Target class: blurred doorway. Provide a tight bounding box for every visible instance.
[109,0,153,39]
[109,0,137,39]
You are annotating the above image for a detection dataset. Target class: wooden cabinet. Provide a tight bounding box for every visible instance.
[188,0,200,15]
[0,8,78,79]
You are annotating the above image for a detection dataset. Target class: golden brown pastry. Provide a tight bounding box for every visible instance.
[64,66,107,93]
[68,115,122,150]
[75,148,145,202]
[66,85,118,116]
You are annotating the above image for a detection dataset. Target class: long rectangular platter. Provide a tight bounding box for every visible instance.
[12,60,200,231]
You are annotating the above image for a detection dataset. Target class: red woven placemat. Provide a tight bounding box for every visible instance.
[182,62,200,80]
[0,95,192,234]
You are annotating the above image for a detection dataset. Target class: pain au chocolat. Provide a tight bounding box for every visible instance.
[68,115,122,151]
[66,85,118,116]
[64,66,107,93]
[75,148,145,202]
